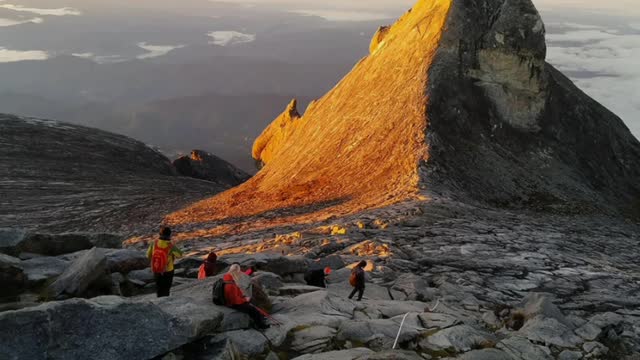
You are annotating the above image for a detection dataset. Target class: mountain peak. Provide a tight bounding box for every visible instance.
[166,0,640,239]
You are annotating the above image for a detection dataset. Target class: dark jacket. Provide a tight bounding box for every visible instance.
[305,269,327,288]
[352,267,365,288]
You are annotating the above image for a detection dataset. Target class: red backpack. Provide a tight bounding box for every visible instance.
[151,240,172,274]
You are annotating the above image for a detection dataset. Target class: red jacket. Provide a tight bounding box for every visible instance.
[223,274,247,306]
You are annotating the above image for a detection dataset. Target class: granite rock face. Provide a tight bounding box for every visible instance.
[166,0,640,240]
[0,281,224,360]
[0,115,229,235]
[425,0,640,216]
[173,150,250,186]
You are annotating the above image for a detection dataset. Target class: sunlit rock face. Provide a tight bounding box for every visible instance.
[252,99,302,167]
[166,0,640,239]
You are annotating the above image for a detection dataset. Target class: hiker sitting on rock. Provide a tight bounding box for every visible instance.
[304,267,331,288]
[197,252,217,280]
[348,260,367,301]
[223,264,269,329]
[147,226,184,297]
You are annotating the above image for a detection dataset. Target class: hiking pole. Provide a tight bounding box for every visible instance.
[251,304,283,326]
[392,312,411,350]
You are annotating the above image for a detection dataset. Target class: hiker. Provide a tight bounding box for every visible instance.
[198,252,218,280]
[147,226,183,297]
[304,267,331,288]
[223,264,269,329]
[348,260,367,301]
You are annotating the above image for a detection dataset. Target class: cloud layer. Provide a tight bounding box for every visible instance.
[208,31,256,46]
[547,24,640,138]
[0,4,81,16]
[0,47,48,62]
[0,16,42,26]
[137,43,185,60]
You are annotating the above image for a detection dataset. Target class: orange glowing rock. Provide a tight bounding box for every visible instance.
[161,0,640,241]
[165,0,452,238]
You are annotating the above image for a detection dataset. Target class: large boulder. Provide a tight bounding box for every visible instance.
[273,291,355,328]
[520,292,568,325]
[48,247,108,298]
[518,315,583,348]
[309,255,346,271]
[419,324,496,353]
[290,325,337,354]
[0,228,26,255]
[0,280,224,360]
[20,256,69,287]
[0,231,124,257]
[337,313,423,350]
[211,329,268,357]
[105,249,148,274]
[496,336,553,360]
[219,253,309,276]
[0,253,25,297]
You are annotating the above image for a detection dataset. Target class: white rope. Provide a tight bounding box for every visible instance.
[392,312,410,349]
[392,299,441,350]
[428,299,440,312]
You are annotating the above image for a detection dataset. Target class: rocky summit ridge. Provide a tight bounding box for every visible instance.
[0,114,244,235]
[165,0,640,240]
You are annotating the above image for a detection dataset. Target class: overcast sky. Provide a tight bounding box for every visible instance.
[224,0,640,16]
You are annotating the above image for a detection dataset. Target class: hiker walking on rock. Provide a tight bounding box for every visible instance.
[147,226,183,297]
[223,264,269,329]
[348,260,367,301]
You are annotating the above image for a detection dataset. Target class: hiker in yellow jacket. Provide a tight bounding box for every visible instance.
[147,226,184,297]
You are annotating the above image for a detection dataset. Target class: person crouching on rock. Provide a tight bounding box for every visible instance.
[305,267,331,288]
[348,261,367,301]
[147,226,184,297]
[198,252,217,280]
[224,264,269,329]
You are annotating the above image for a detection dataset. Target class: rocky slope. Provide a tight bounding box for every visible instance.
[0,114,234,235]
[165,0,640,240]
[173,150,250,187]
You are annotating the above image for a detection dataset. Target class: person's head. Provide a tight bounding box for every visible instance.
[324,267,332,276]
[159,226,172,241]
[227,263,249,293]
[357,260,367,269]
[206,252,217,263]
[229,264,241,274]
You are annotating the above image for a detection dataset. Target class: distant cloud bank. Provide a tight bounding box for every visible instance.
[0,17,42,27]
[289,9,393,21]
[547,23,640,138]
[208,31,256,46]
[0,47,48,62]
[0,4,81,16]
